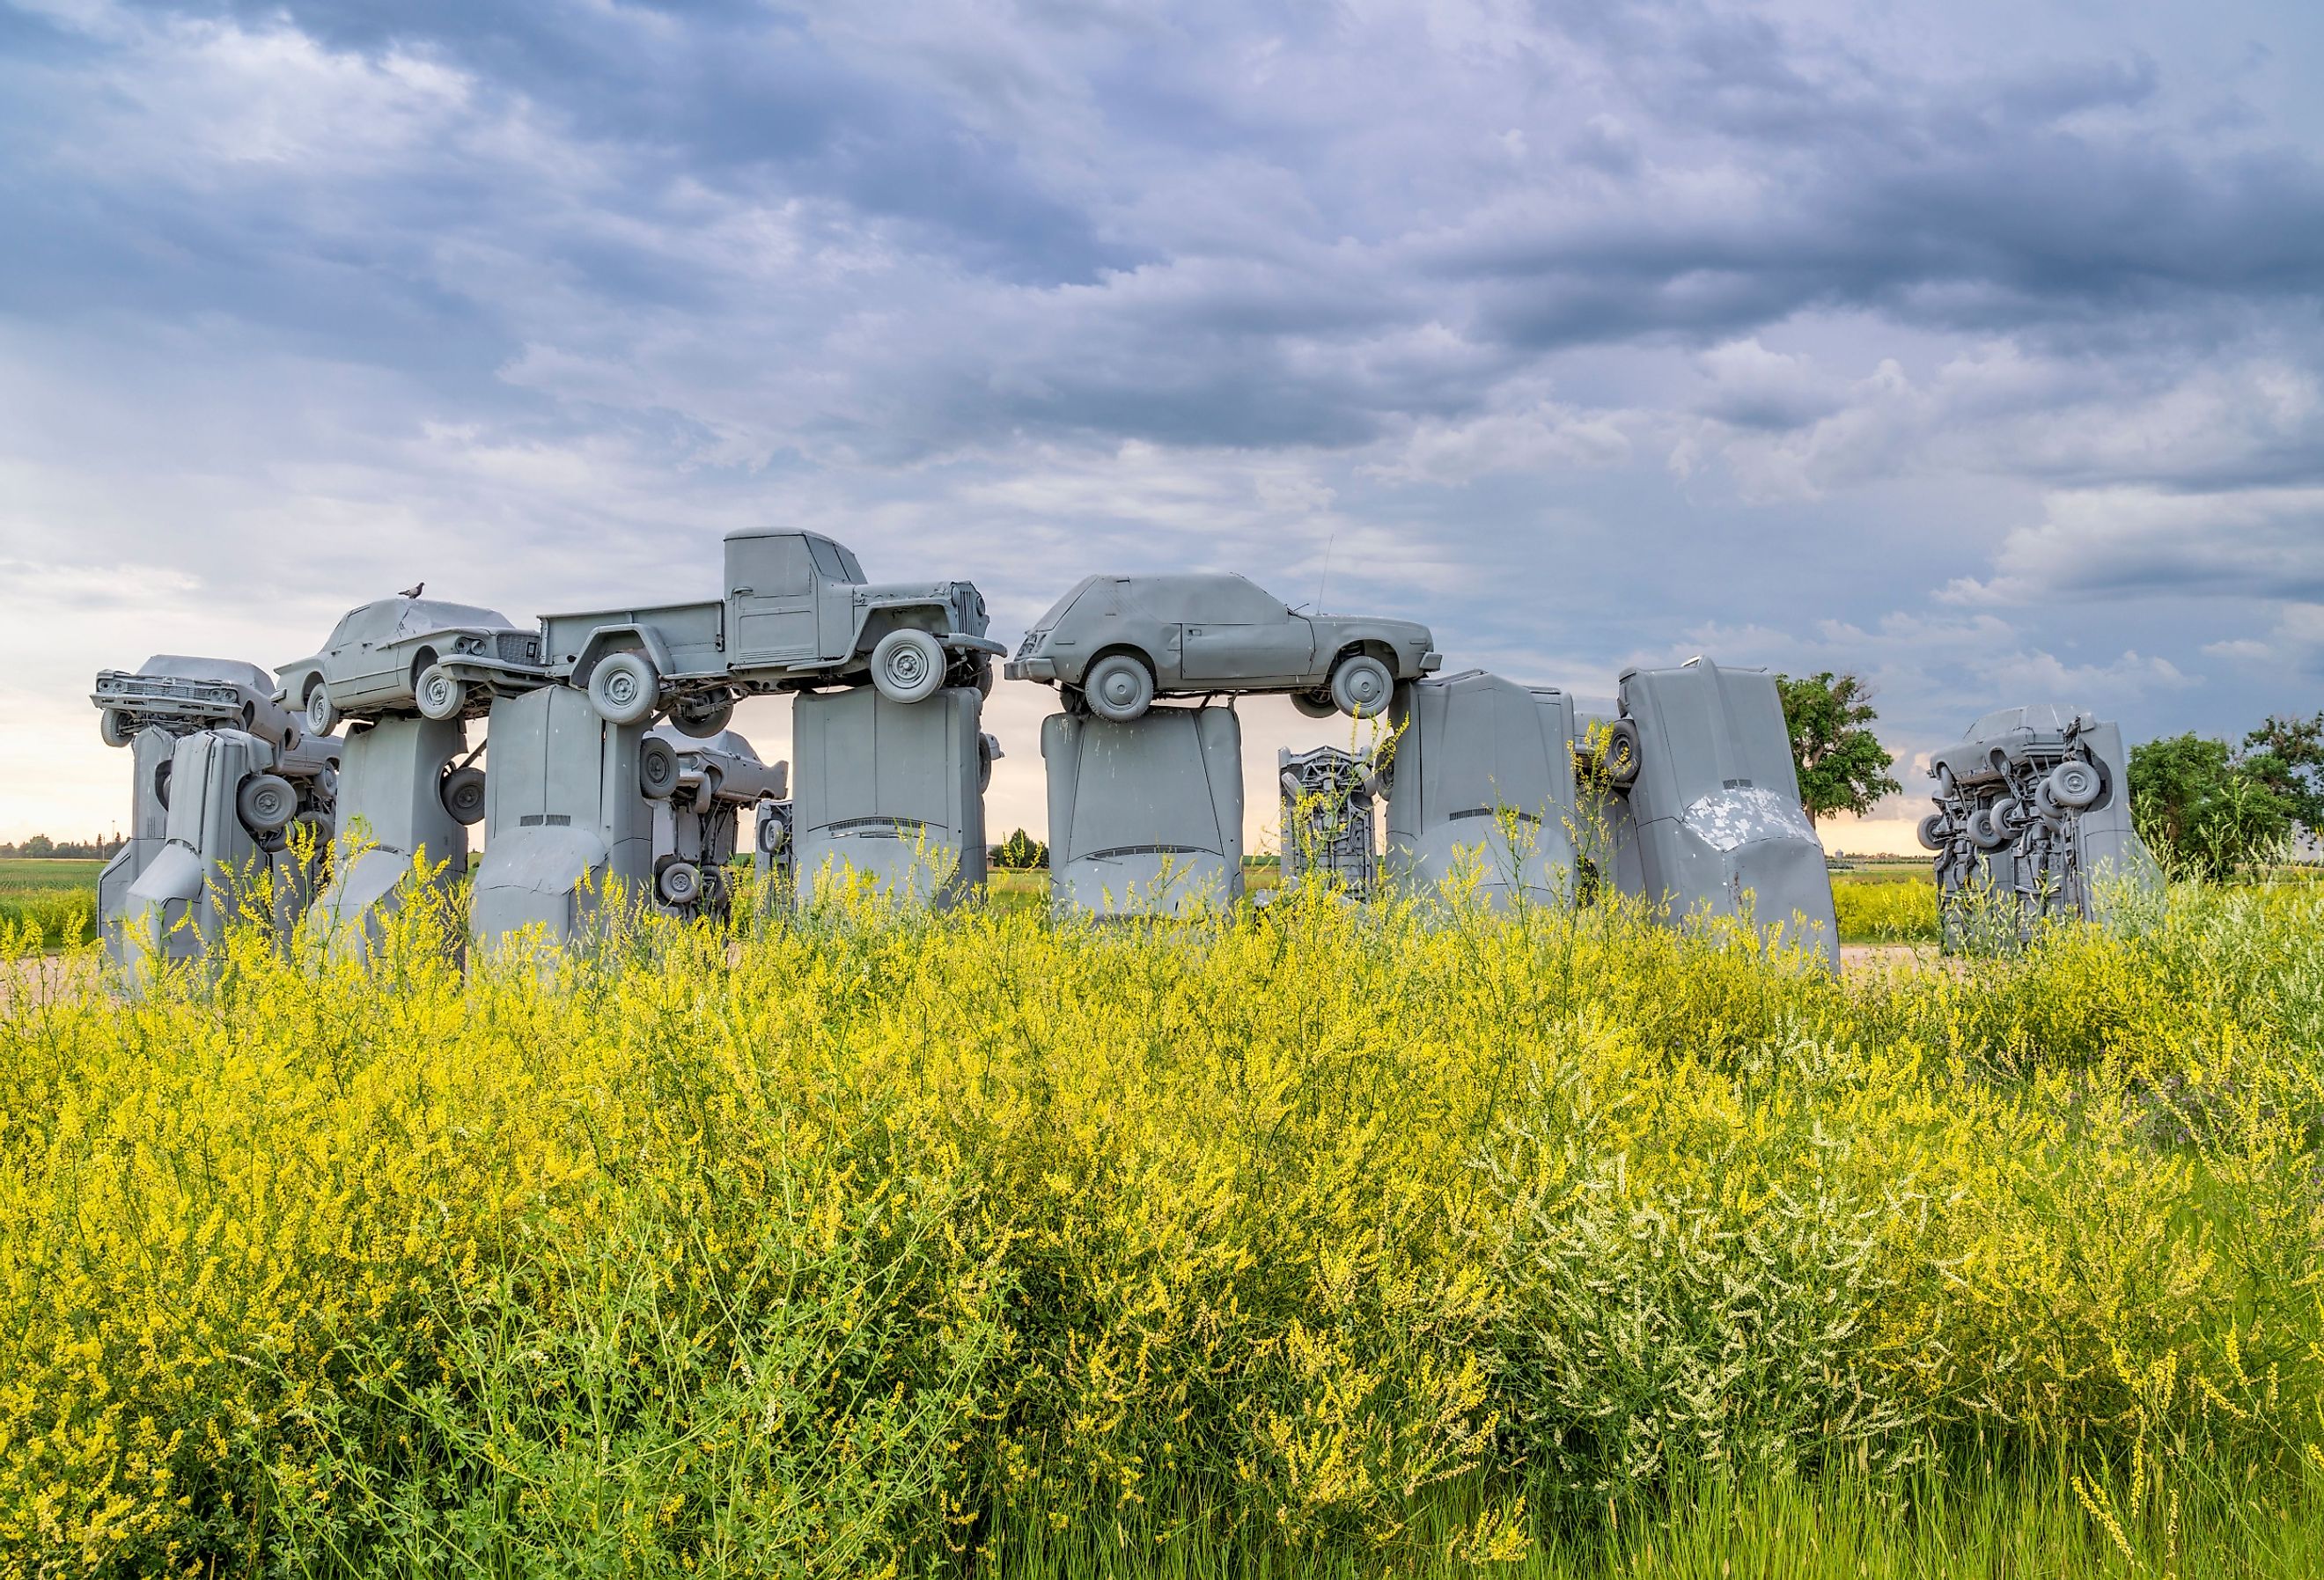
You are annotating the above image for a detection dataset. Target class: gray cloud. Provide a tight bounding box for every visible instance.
[4,0,2324,848]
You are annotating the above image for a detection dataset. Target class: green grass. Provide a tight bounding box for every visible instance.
[982,1459,2324,1577]
[0,856,100,947]
[1831,864,1941,944]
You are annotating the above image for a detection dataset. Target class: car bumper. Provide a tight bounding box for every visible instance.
[1420,650,1444,673]
[945,636,1009,657]
[1004,656,1058,681]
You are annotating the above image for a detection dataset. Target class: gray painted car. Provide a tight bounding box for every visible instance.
[1005,573,1441,722]
[94,654,297,748]
[544,528,1004,736]
[276,596,548,735]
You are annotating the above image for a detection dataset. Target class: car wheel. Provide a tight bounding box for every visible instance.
[415,664,469,722]
[1084,652,1154,723]
[1290,691,1337,720]
[588,650,660,725]
[2048,760,2102,810]
[304,682,339,738]
[638,735,682,799]
[871,628,946,705]
[1328,653,1394,717]
[658,861,702,907]
[1603,719,1642,787]
[237,773,298,834]
[439,765,488,826]
[669,694,734,739]
[99,708,136,749]
[1968,807,2011,850]
[153,759,173,811]
[1916,811,1950,851]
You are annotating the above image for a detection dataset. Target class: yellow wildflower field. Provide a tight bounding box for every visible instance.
[2,877,2320,1575]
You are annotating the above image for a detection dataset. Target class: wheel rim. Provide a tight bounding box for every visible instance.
[1340,664,1386,709]
[602,670,641,709]
[307,690,333,732]
[886,645,930,689]
[1097,665,1143,709]
[422,672,458,717]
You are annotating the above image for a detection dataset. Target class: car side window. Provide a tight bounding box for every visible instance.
[1210,577,1288,623]
[735,535,815,598]
[807,537,848,581]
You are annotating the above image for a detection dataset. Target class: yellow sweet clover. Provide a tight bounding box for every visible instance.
[0,867,2320,1575]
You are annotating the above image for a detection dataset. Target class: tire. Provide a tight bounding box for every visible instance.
[415,664,468,722]
[1291,691,1337,720]
[669,695,734,739]
[638,735,682,799]
[99,708,135,749]
[439,765,487,826]
[1916,811,1949,851]
[304,682,339,738]
[1990,794,2022,832]
[658,861,702,907]
[1968,807,2011,851]
[237,773,298,834]
[1604,719,1642,787]
[871,628,945,705]
[1083,651,1154,724]
[1328,653,1394,717]
[757,812,788,855]
[153,759,173,811]
[588,650,659,726]
[2048,760,2102,810]
[978,732,999,793]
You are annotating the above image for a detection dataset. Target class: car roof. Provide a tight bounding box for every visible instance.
[136,654,276,693]
[1966,703,2082,739]
[397,597,512,633]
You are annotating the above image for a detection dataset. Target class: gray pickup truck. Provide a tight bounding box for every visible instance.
[545,528,1004,735]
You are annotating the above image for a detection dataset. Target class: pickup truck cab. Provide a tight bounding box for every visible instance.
[546,529,1003,734]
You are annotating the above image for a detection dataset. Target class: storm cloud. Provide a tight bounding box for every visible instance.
[4,0,2321,846]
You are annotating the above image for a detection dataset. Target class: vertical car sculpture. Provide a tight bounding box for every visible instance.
[91,656,327,972]
[1920,704,2155,945]
[468,685,657,952]
[1042,704,1244,915]
[1591,658,1838,968]
[640,726,787,920]
[1379,670,1578,907]
[1278,746,1379,897]
[789,685,995,908]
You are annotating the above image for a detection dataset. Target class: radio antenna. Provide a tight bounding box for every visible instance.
[1316,532,1336,614]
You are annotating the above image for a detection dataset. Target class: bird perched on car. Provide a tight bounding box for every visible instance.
[397,582,424,599]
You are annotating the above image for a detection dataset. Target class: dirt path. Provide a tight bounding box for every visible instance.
[0,951,100,1013]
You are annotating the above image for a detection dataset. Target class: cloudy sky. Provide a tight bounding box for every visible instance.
[4,0,2321,851]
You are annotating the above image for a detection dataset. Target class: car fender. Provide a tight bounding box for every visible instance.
[1315,622,1424,677]
[573,623,677,683]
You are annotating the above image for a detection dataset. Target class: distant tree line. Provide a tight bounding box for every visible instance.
[1,834,124,859]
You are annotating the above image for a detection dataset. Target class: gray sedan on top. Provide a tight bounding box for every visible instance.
[1004,572,1440,722]
[276,596,548,734]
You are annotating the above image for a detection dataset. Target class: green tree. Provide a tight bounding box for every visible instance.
[992,828,1048,870]
[2241,712,2324,837]
[2129,732,2294,881]
[1775,672,1901,822]
[19,834,54,858]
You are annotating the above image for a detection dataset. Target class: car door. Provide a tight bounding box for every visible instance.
[1179,577,1315,685]
[337,604,401,705]
[727,533,820,665]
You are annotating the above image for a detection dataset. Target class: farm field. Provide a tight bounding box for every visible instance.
[0,856,100,947]
[6,877,2323,1576]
